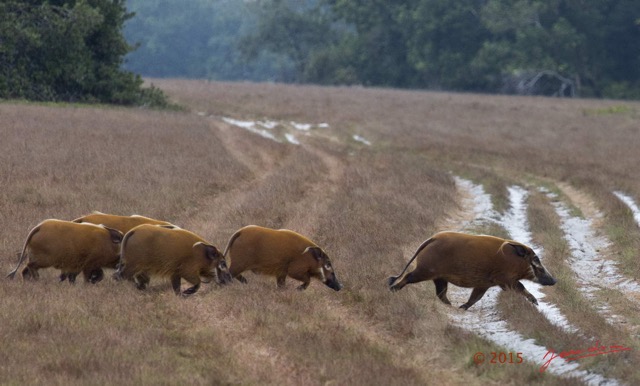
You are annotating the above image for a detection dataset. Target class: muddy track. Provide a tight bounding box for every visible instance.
[551,183,640,334]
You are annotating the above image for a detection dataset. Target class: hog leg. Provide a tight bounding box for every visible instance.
[460,287,489,310]
[182,275,201,296]
[83,268,104,284]
[170,274,182,295]
[276,273,287,289]
[296,277,310,291]
[89,269,104,284]
[513,281,538,305]
[433,279,451,305]
[67,273,77,283]
[22,263,40,280]
[59,272,78,283]
[134,273,150,290]
[229,261,249,284]
[288,271,310,291]
[182,283,201,296]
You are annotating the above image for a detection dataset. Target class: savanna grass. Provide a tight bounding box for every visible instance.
[3,80,640,384]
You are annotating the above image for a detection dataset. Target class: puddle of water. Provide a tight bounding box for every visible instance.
[353,134,372,146]
[222,117,331,144]
[502,186,578,334]
[449,289,615,385]
[290,121,312,131]
[549,192,640,297]
[614,191,640,228]
[222,117,281,143]
[452,177,496,223]
[285,133,300,145]
[257,120,279,129]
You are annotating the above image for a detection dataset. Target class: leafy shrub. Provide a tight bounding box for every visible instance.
[0,0,170,107]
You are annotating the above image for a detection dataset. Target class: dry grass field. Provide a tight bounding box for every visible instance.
[2,80,640,385]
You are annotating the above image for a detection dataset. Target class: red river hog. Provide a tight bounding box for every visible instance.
[6,219,123,283]
[72,211,173,233]
[388,231,556,310]
[223,225,343,291]
[115,224,231,296]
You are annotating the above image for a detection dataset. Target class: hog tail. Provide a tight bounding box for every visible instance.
[388,237,435,287]
[222,229,243,257]
[113,229,136,281]
[7,225,41,279]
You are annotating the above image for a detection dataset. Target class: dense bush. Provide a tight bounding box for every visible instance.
[0,0,170,107]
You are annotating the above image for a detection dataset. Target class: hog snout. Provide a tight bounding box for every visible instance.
[535,269,557,286]
[537,274,557,286]
[216,269,233,285]
[325,277,343,291]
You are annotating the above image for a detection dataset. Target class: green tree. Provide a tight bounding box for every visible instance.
[476,0,640,98]
[327,0,420,87]
[0,0,168,106]
[239,0,337,83]
[404,0,490,90]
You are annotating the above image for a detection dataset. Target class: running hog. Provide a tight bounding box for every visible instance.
[388,231,556,310]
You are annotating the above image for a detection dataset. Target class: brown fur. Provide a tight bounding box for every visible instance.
[117,224,231,296]
[72,211,173,233]
[6,219,123,283]
[223,225,342,291]
[388,231,556,309]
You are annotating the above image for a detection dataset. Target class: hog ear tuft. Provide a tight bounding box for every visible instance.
[103,226,124,244]
[206,245,221,259]
[303,246,323,261]
[508,243,527,257]
[194,242,219,260]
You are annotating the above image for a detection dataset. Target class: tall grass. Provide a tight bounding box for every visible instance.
[2,81,640,384]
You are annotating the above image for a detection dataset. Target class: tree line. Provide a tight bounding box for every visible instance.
[2,0,639,104]
[124,0,640,99]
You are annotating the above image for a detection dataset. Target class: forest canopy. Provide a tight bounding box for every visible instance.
[124,0,640,99]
